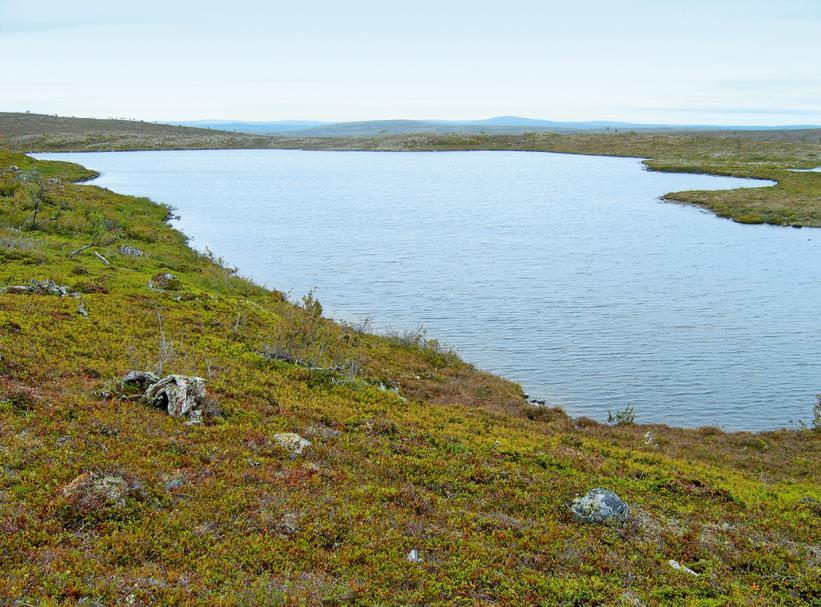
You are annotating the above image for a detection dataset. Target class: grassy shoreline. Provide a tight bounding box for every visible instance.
[1,148,819,604]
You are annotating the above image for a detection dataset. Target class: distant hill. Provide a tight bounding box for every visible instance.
[296,119,553,137]
[163,115,821,138]
[0,112,236,139]
[170,120,328,135]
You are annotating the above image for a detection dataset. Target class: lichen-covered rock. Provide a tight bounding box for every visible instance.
[272,432,312,457]
[148,272,180,291]
[119,245,144,257]
[144,374,208,422]
[60,471,142,519]
[3,279,76,297]
[570,487,630,524]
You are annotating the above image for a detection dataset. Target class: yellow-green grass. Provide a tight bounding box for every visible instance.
[0,151,818,605]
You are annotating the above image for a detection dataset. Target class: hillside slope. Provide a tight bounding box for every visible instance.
[0,153,818,605]
[0,113,273,152]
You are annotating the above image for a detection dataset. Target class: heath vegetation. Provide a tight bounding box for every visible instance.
[0,148,818,605]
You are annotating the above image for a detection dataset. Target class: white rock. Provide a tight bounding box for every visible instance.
[668,559,699,576]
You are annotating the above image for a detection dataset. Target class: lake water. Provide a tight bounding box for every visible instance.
[36,150,820,431]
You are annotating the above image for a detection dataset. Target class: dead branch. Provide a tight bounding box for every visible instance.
[69,243,94,258]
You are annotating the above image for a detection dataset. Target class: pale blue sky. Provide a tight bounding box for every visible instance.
[1,0,819,125]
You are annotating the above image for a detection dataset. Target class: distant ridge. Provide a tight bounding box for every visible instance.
[171,120,327,135]
[163,115,821,137]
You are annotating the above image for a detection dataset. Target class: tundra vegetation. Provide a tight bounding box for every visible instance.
[0,144,818,604]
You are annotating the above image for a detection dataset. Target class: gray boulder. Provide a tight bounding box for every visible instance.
[570,488,630,524]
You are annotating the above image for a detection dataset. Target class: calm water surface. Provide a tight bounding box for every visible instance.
[36,150,820,430]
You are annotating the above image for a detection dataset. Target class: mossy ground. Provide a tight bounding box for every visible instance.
[0,152,819,606]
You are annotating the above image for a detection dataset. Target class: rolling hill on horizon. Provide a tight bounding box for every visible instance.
[169,115,821,137]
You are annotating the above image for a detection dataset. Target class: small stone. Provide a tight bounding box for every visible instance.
[668,559,699,576]
[165,477,185,491]
[407,548,421,563]
[272,432,312,457]
[643,431,655,446]
[570,487,630,524]
[118,245,144,257]
[77,300,89,317]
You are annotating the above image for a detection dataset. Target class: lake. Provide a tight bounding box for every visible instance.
[35,150,820,431]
